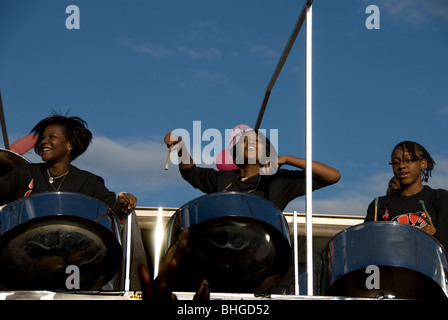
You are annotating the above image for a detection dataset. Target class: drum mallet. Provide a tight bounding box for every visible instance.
[374,197,379,221]
[164,146,173,170]
[419,200,434,227]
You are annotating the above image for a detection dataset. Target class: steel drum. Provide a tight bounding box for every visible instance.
[321,222,448,299]
[0,192,122,290]
[163,192,291,294]
[0,148,30,177]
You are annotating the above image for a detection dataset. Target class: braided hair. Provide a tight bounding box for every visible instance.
[392,141,435,182]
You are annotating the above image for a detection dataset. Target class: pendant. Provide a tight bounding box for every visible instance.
[49,177,54,184]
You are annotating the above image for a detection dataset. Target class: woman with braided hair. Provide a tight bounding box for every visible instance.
[365,141,448,250]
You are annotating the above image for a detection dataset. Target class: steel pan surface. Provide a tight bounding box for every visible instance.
[321,222,448,299]
[164,192,291,293]
[0,148,30,177]
[0,192,122,290]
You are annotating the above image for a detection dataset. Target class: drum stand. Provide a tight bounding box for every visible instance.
[293,211,299,295]
[121,210,148,292]
[124,212,133,291]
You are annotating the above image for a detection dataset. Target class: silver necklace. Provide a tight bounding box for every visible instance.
[47,169,69,184]
[246,176,261,193]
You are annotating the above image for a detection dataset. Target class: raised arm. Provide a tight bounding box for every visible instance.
[277,155,341,185]
[164,132,195,170]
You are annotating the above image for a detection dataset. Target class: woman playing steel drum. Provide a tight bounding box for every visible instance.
[164,125,341,212]
[0,113,146,290]
[322,141,448,299]
[158,125,341,295]
[365,141,448,251]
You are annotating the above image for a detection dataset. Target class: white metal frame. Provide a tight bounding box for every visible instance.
[255,0,315,296]
[124,212,132,291]
[305,0,313,296]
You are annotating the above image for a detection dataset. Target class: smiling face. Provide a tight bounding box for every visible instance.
[38,124,72,164]
[390,147,427,191]
[234,131,265,166]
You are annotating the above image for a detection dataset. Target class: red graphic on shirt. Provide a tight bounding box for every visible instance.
[382,209,389,221]
[392,212,428,229]
[24,179,34,197]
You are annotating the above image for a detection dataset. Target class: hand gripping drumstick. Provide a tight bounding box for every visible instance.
[419,200,434,227]
[164,146,173,170]
[117,192,130,205]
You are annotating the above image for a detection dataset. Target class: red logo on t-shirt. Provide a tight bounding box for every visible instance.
[392,212,428,229]
[24,179,34,197]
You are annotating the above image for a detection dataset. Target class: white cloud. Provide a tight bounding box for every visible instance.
[380,0,448,25]
[190,69,227,87]
[285,182,384,217]
[119,39,176,57]
[23,137,448,215]
[430,155,448,189]
[285,193,373,217]
[119,38,222,60]
[439,106,448,115]
[177,46,221,60]
[286,154,448,217]
[72,136,183,192]
[248,44,278,59]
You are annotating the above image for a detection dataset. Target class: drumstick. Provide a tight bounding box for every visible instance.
[374,197,379,221]
[419,200,434,227]
[164,146,173,170]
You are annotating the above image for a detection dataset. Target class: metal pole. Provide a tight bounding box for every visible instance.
[153,207,164,279]
[293,210,299,295]
[0,90,10,149]
[305,0,313,296]
[124,212,132,291]
[254,0,313,130]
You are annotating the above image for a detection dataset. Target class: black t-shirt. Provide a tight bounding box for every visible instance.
[180,165,330,211]
[365,186,448,251]
[0,163,117,209]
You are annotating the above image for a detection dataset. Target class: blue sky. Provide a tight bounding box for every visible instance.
[0,0,447,215]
